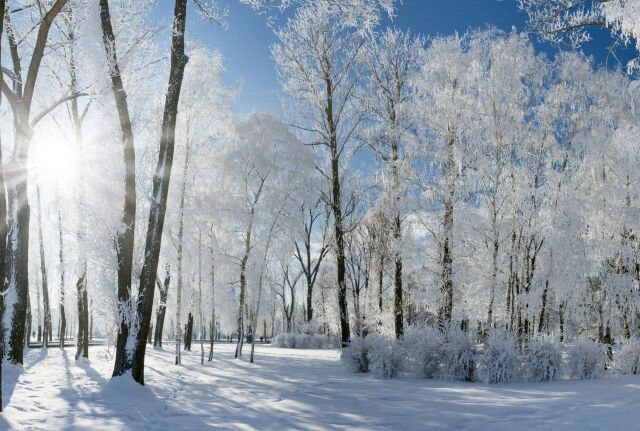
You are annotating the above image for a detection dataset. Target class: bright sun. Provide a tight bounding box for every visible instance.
[33,133,77,190]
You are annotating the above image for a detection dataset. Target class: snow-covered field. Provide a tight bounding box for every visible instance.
[2,343,640,430]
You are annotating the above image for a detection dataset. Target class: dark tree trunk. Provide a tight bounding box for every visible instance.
[25,289,31,348]
[538,280,548,333]
[100,0,137,377]
[332,147,350,346]
[75,273,89,359]
[208,259,215,362]
[393,214,403,338]
[184,313,193,351]
[154,267,170,348]
[130,0,188,385]
[36,187,50,349]
[3,0,68,366]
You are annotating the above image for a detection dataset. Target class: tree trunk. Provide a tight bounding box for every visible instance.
[154,267,170,348]
[3,0,68,366]
[184,313,193,351]
[323,70,350,347]
[208,257,215,362]
[36,187,50,350]
[66,22,90,361]
[57,209,66,349]
[130,0,189,385]
[100,0,137,377]
[198,232,204,364]
[235,211,255,359]
[391,142,404,339]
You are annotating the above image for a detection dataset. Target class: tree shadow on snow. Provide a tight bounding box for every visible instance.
[62,350,214,429]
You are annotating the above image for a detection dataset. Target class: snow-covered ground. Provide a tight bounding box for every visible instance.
[2,343,640,430]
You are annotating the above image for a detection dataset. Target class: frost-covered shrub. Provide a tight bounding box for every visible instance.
[524,336,562,382]
[367,335,402,379]
[272,333,287,348]
[307,335,324,349]
[341,336,370,373]
[401,325,444,379]
[566,337,606,379]
[478,329,519,384]
[323,335,341,349]
[295,333,310,349]
[616,339,640,375]
[441,327,475,381]
[283,333,297,348]
[272,333,340,350]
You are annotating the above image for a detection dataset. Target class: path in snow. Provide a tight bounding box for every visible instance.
[2,343,640,430]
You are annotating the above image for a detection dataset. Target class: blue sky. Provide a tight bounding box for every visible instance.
[154,0,634,114]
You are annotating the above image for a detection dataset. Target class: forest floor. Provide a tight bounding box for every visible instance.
[1,343,639,430]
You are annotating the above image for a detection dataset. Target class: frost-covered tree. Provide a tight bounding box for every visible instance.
[362,28,423,338]
[518,0,640,70]
[272,0,392,346]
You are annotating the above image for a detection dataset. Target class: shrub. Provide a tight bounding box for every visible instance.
[441,327,475,381]
[401,325,444,379]
[272,333,286,348]
[294,333,310,349]
[341,336,370,373]
[566,337,606,379]
[323,335,341,349]
[272,333,340,350]
[478,329,519,384]
[283,333,297,348]
[524,335,562,382]
[367,335,402,379]
[616,338,640,375]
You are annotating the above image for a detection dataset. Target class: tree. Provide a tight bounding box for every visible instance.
[215,113,308,358]
[1,0,70,365]
[362,28,423,337]
[99,0,138,376]
[412,34,476,327]
[292,194,330,324]
[153,265,170,348]
[518,0,640,70]
[272,0,391,346]
[130,0,188,385]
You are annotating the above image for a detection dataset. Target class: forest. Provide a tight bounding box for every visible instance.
[0,0,639,429]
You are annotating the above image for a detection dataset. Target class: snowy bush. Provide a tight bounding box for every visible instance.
[566,337,606,379]
[616,339,640,375]
[341,336,370,373]
[401,325,444,379]
[478,329,519,384]
[323,335,341,349]
[524,336,562,382]
[441,327,475,381]
[272,333,340,350]
[272,333,287,348]
[272,333,298,348]
[307,335,324,349]
[295,333,310,349]
[367,335,402,379]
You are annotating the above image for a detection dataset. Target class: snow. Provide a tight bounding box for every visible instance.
[3,343,640,430]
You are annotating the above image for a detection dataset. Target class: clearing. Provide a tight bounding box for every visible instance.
[1,343,639,430]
